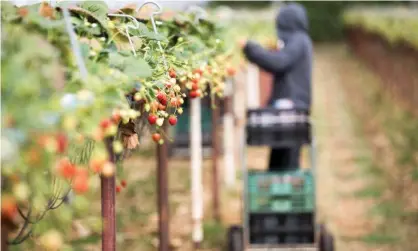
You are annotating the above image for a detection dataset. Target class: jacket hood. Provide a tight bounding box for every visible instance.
[275,3,308,41]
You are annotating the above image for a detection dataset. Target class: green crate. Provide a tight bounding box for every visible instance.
[249,195,314,213]
[248,170,314,196]
[247,170,315,213]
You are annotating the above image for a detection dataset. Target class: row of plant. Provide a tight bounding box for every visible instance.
[339,52,418,250]
[341,10,418,247]
[1,2,236,249]
[343,6,418,49]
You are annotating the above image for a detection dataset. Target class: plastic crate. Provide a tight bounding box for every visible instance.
[249,196,314,213]
[247,170,315,213]
[250,232,315,245]
[249,213,314,232]
[175,106,213,135]
[248,170,314,196]
[246,108,311,147]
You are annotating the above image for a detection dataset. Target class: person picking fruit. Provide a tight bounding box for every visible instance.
[239,3,313,170]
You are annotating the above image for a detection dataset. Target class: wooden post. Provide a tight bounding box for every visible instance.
[157,123,169,251]
[190,97,203,248]
[102,138,116,251]
[224,78,236,187]
[1,218,9,251]
[211,96,220,222]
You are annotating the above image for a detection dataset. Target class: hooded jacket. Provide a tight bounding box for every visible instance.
[243,3,313,112]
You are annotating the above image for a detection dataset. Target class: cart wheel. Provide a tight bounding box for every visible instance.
[319,224,334,251]
[227,225,243,251]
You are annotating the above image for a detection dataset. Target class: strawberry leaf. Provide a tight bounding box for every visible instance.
[108,52,152,79]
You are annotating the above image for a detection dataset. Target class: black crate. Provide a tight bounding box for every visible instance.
[248,212,315,245]
[249,213,314,233]
[246,108,311,147]
[250,232,315,245]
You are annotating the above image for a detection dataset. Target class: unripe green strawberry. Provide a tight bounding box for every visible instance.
[112,141,124,153]
[145,103,151,112]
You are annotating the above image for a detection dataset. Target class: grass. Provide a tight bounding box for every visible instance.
[202,221,227,250]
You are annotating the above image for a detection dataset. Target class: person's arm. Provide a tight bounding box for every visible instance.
[243,36,304,73]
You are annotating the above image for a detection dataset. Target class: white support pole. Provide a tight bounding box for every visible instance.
[224,78,236,187]
[190,97,203,246]
[246,64,260,109]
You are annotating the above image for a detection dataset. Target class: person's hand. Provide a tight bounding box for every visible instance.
[238,38,247,49]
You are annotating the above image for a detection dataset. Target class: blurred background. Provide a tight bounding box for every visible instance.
[3,1,418,251]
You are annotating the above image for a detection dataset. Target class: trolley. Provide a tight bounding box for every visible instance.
[227,107,334,251]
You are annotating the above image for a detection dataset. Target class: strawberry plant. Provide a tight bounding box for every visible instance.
[1,1,235,249]
[343,7,418,49]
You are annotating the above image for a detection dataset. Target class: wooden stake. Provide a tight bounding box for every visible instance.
[224,78,236,187]
[211,96,220,222]
[157,123,169,251]
[190,97,203,248]
[102,138,116,251]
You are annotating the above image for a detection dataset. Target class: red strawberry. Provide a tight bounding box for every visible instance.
[56,133,68,154]
[148,114,158,125]
[169,69,176,78]
[152,133,161,142]
[56,158,77,179]
[76,168,89,179]
[227,67,236,76]
[193,68,203,75]
[72,173,89,194]
[192,82,199,91]
[100,119,112,130]
[157,92,167,105]
[1,196,17,220]
[191,78,199,84]
[189,90,198,98]
[17,7,29,17]
[121,180,127,188]
[168,116,177,126]
[116,186,122,193]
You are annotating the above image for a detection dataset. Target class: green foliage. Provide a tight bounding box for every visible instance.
[297,1,408,42]
[343,6,418,49]
[208,1,273,9]
[297,1,348,42]
[1,1,233,249]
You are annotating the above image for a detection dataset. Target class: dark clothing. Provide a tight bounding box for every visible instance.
[243,3,313,112]
[242,3,312,170]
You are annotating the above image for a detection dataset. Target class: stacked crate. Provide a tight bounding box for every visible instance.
[245,108,314,245]
[247,170,315,244]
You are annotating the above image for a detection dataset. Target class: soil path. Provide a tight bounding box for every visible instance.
[313,45,376,251]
